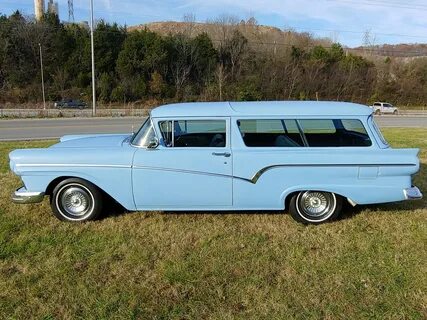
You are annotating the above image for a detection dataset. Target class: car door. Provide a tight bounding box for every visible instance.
[132,117,233,209]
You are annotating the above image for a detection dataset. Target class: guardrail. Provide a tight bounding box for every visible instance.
[0,108,149,118]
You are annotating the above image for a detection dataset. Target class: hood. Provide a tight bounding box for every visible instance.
[51,133,132,148]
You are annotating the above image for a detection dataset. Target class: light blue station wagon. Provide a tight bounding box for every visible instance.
[9,101,423,224]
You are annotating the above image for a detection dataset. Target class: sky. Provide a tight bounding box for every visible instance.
[2,0,427,47]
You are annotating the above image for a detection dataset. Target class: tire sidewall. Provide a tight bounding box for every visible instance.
[289,191,342,224]
[51,178,103,222]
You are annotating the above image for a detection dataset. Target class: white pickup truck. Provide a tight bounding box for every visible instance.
[371,102,399,115]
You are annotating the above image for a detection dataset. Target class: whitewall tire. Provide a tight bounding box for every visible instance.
[51,178,103,222]
[289,191,342,224]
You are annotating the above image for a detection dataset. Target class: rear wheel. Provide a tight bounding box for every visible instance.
[375,109,381,115]
[289,191,342,224]
[51,178,103,222]
[393,110,398,115]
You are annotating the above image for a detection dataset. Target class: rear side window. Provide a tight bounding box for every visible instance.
[298,119,371,147]
[237,119,304,147]
[237,119,372,147]
[159,120,226,147]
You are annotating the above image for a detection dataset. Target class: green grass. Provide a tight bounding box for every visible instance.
[0,128,426,319]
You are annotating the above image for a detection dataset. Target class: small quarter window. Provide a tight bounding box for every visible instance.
[370,117,389,147]
[131,118,156,147]
[237,119,303,147]
[159,120,226,148]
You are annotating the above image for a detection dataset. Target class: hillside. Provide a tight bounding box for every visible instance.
[129,20,333,50]
[131,21,427,59]
[354,44,427,58]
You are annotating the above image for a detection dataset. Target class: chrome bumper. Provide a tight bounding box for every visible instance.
[12,187,45,204]
[403,186,423,200]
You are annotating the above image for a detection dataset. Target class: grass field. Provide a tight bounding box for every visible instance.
[0,129,426,319]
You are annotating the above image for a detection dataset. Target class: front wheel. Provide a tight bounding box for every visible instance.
[289,191,342,224]
[51,178,103,222]
[393,110,398,115]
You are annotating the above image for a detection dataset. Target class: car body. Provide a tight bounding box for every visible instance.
[54,99,87,109]
[371,102,399,115]
[9,101,422,224]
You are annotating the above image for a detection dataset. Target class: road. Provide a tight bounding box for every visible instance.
[0,115,426,141]
[0,117,145,141]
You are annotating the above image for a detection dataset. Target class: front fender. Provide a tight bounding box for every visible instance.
[20,169,136,210]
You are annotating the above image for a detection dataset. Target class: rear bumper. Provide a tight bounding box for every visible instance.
[12,187,45,204]
[403,186,423,200]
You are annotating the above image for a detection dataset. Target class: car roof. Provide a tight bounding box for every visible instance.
[150,101,373,118]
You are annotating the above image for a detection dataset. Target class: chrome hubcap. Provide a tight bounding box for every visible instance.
[299,191,335,218]
[60,186,92,217]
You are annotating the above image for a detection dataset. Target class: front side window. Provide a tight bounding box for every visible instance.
[298,119,371,147]
[159,120,226,147]
[131,118,156,147]
[237,119,303,147]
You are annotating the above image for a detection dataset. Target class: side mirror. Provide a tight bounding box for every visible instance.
[147,137,159,149]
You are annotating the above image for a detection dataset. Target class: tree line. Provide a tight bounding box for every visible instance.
[1,11,426,107]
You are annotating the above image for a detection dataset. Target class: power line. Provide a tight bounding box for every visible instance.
[1,20,427,56]
[289,26,427,40]
[328,0,427,10]
[2,15,427,41]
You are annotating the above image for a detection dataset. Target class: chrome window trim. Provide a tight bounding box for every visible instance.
[369,115,389,148]
[157,118,229,149]
[130,116,159,149]
[236,118,372,148]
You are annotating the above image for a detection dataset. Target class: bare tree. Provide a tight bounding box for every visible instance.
[169,34,198,99]
[215,62,227,100]
[183,13,196,37]
[52,68,69,98]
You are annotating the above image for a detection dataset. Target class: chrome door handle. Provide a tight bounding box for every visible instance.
[212,152,231,157]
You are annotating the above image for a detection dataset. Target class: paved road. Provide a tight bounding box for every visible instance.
[0,115,425,141]
[0,117,145,141]
[374,116,427,128]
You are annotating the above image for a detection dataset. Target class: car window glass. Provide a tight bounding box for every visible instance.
[299,119,371,147]
[132,118,156,147]
[159,120,226,148]
[299,119,336,133]
[341,119,368,134]
[237,119,303,147]
[370,117,389,147]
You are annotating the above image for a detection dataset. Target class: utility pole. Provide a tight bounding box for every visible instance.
[38,43,46,110]
[90,0,96,116]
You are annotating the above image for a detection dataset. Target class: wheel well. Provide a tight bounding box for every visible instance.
[45,176,124,209]
[45,176,73,196]
[284,191,299,210]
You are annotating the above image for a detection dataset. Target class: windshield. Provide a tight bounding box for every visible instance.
[131,118,155,147]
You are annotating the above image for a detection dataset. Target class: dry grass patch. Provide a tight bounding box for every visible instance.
[0,128,426,319]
